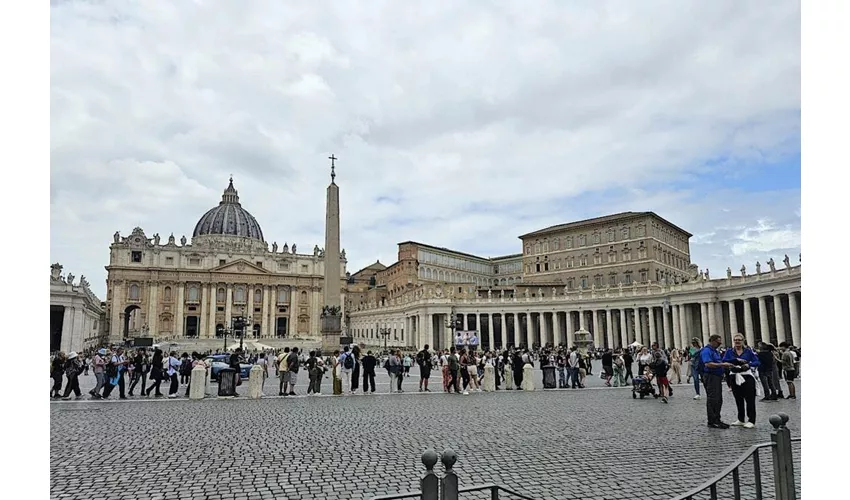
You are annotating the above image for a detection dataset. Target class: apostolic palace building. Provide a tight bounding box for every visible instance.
[345,211,802,352]
[50,174,802,355]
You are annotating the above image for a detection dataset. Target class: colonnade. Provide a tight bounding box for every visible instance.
[348,291,801,351]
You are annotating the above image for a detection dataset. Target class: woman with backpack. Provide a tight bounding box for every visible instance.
[61,352,84,400]
[179,353,192,385]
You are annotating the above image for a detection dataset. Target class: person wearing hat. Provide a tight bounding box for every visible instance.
[61,352,84,400]
[89,348,108,399]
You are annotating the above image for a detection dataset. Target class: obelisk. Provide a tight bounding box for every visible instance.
[321,154,342,352]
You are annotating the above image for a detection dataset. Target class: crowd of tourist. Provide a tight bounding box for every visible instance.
[50,336,800,428]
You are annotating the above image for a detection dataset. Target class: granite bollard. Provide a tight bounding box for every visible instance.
[521,363,535,391]
[189,366,206,400]
[482,363,496,392]
[248,365,263,399]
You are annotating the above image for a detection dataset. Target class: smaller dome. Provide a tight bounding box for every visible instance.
[192,178,265,241]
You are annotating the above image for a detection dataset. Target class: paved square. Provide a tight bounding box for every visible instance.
[50,362,801,500]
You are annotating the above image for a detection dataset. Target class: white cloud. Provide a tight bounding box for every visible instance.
[50,0,801,297]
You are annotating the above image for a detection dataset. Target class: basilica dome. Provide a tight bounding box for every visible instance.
[192,178,265,241]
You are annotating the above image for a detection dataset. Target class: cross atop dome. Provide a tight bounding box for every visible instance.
[329,154,337,183]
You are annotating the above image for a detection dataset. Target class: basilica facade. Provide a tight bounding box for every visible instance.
[346,212,802,352]
[104,179,348,343]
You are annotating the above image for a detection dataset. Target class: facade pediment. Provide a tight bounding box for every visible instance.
[210,259,271,275]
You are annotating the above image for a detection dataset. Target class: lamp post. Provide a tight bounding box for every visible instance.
[445,312,460,350]
[379,327,391,354]
[223,327,231,352]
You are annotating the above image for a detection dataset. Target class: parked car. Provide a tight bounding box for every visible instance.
[206,354,252,381]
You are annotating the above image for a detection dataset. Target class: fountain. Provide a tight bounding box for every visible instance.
[573,328,593,356]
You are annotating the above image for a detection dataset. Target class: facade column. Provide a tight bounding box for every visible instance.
[499,311,510,348]
[463,314,468,331]
[635,308,644,346]
[247,287,255,334]
[176,284,185,337]
[758,296,770,344]
[209,284,218,338]
[566,311,575,344]
[619,308,628,348]
[198,285,207,339]
[648,307,657,346]
[61,307,75,353]
[267,286,277,337]
[73,307,85,351]
[671,305,681,349]
[662,306,672,349]
[225,284,233,331]
[605,309,615,350]
[147,281,159,337]
[743,298,755,347]
[707,301,717,339]
[593,310,602,348]
[261,285,270,338]
[773,295,787,344]
[788,293,800,347]
[487,313,494,350]
[525,312,533,347]
[552,311,561,346]
[700,303,710,344]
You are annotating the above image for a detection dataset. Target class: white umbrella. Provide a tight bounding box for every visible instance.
[629,341,643,347]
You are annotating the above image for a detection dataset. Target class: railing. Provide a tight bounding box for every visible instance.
[670,412,799,500]
[371,413,799,500]
[370,449,534,500]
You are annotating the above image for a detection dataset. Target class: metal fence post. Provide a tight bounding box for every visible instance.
[421,449,439,500]
[440,449,459,500]
[770,413,796,500]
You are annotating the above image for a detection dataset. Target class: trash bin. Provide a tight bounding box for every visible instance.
[218,368,238,397]
[542,365,556,389]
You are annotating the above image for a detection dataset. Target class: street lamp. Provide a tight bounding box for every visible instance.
[445,313,460,348]
[379,327,391,354]
[222,327,231,352]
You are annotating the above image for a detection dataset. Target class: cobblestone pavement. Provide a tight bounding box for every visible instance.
[50,361,802,500]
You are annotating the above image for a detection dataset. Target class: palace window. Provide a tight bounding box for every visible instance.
[234,287,246,303]
[579,235,586,247]
[165,257,174,266]
[608,252,617,263]
[279,263,289,271]
[553,238,560,250]
[593,233,600,244]
[594,253,602,265]
[622,227,630,239]
[640,271,648,282]
[131,251,142,263]
[637,224,646,237]
[566,237,573,249]
[188,286,199,302]
[580,277,588,289]
[219,259,226,266]
[163,287,172,302]
[254,289,262,303]
[189,258,200,266]
[567,278,575,290]
[300,291,308,303]
[624,272,633,285]
[128,284,140,300]
[278,287,289,304]
[217,288,225,302]
[594,275,602,287]
[608,274,617,286]
[301,265,308,272]
[607,229,615,242]
[256,261,263,268]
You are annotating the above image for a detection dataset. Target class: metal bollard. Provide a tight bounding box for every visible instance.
[440,450,458,500]
[770,413,796,500]
[420,449,439,500]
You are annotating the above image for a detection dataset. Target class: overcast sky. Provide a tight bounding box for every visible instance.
[50,0,800,298]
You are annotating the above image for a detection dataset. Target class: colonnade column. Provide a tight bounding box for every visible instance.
[773,295,787,344]
[662,306,672,349]
[758,296,770,345]
[593,310,602,348]
[487,313,494,349]
[635,309,644,346]
[700,303,709,344]
[788,293,800,347]
[605,309,615,350]
[553,311,561,346]
[463,314,468,331]
[619,309,628,348]
[648,307,657,346]
[743,298,755,347]
[540,313,550,347]
[500,313,507,348]
[176,284,185,337]
[207,284,216,338]
[728,300,738,337]
[566,311,575,344]
[707,302,717,339]
[525,312,533,347]
[671,305,681,349]
[579,310,587,331]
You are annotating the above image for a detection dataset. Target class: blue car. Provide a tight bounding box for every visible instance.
[206,354,252,381]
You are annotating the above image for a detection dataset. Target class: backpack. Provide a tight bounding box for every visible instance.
[415,351,425,366]
[105,362,118,378]
[694,347,707,375]
[180,359,192,376]
[343,353,354,370]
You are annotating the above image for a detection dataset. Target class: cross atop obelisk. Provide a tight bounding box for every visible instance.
[321,154,342,351]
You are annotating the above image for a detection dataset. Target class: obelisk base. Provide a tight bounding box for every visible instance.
[321,313,342,353]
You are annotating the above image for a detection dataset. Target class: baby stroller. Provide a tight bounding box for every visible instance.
[632,374,658,399]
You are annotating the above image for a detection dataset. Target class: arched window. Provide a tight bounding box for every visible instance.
[254,289,262,303]
[188,286,199,302]
[301,290,308,303]
[163,286,172,302]
[129,284,140,300]
[234,287,246,303]
[278,286,289,303]
[217,288,225,302]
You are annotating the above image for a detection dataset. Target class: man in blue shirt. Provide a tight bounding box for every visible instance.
[701,334,736,429]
